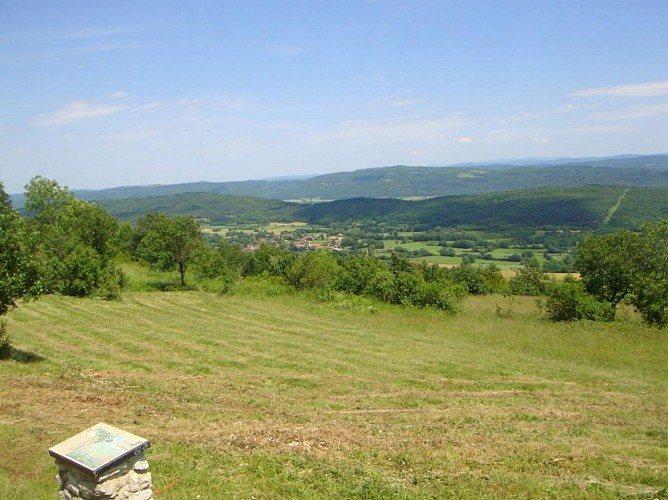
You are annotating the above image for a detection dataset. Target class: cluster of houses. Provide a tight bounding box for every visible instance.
[243,232,344,252]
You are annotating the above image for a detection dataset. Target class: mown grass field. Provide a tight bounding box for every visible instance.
[1,279,667,498]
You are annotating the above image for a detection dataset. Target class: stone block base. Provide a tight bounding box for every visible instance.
[55,453,152,500]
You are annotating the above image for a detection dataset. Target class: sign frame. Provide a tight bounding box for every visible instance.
[49,423,150,477]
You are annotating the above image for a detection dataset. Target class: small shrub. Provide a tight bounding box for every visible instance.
[414,281,467,312]
[543,278,614,322]
[509,258,551,296]
[450,264,506,295]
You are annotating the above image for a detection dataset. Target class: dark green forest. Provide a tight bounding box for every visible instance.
[95,185,668,232]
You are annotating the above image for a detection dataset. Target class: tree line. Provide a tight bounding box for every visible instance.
[1,177,666,357]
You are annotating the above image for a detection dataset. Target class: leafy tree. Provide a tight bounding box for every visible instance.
[0,182,40,357]
[287,249,340,291]
[543,277,614,322]
[629,220,668,327]
[336,254,383,295]
[572,221,668,327]
[574,230,643,309]
[24,177,123,297]
[135,213,204,288]
[450,263,506,295]
[194,240,247,281]
[366,256,466,311]
[0,183,38,315]
[508,258,552,296]
[439,247,456,257]
[244,243,296,278]
[461,254,476,265]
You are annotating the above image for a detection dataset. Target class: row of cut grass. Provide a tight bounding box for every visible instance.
[1,284,666,498]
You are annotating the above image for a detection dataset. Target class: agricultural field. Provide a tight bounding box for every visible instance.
[1,275,666,498]
[203,221,575,273]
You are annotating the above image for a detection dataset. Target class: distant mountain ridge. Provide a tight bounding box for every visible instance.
[9,154,668,208]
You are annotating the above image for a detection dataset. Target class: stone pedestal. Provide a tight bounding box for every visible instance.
[55,453,152,500]
[49,423,152,500]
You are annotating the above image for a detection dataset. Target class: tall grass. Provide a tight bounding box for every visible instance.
[1,280,666,498]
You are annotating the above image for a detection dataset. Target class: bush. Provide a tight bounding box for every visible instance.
[287,250,340,291]
[58,246,101,297]
[543,278,615,322]
[450,264,506,295]
[413,280,467,312]
[336,254,383,295]
[509,258,551,296]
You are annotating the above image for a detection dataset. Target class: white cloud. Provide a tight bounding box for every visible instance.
[573,80,668,98]
[387,98,422,107]
[32,101,128,125]
[102,129,158,141]
[591,103,668,120]
[310,116,469,144]
[62,27,135,39]
[484,125,626,144]
[458,137,473,143]
[108,91,129,99]
[176,98,202,107]
[134,101,164,112]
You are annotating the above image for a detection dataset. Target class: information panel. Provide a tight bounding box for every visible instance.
[49,423,150,476]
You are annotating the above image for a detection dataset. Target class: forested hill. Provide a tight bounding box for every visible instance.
[98,185,668,232]
[10,154,668,208]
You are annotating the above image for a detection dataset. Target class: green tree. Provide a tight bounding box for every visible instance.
[336,254,383,294]
[0,182,39,357]
[287,250,340,291]
[630,220,668,327]
[135,213,204,288]
[574,230,643,309]
[508,258,552,296]
[543,277,614,322]
[573,222,668,327]
[244,243,296,278]
[24,177,123,297]
[450,263,506,295]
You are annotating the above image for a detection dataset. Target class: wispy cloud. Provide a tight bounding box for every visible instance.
[458,137,473,144]
[134,101,165,112]
[61,26,137,39]
[484,125,626,143]
[107,91,129,99]
[591,102,668,120]
[32,101,128,125]
[387,98,422,107]
[102,129,158,141]
[310,115,469,144]
[573,80,668,98]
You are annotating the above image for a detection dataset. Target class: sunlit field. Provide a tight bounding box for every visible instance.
[1,280,666,498]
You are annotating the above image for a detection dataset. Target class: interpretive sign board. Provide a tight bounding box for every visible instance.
[49,423,150,477]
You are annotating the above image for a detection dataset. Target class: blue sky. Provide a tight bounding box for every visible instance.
[2,0,668,193]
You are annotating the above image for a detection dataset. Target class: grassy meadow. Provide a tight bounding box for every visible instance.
[1,271,667,498]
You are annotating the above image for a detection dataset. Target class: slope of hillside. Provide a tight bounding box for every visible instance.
[96,192,295,223]
[294,185,668,230]
[2,291,666,498]
[97,185,668,231]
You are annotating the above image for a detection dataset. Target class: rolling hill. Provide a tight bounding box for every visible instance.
[97,185,668,232]
[10,154,668,208]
